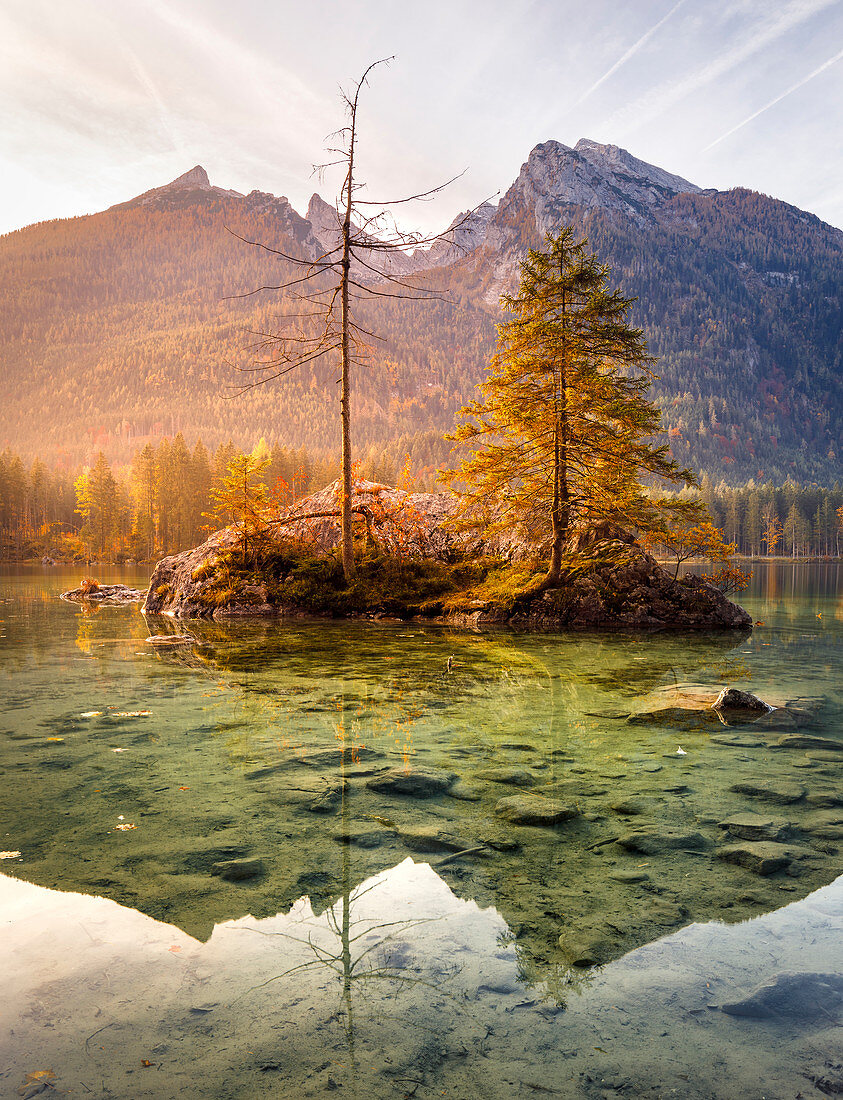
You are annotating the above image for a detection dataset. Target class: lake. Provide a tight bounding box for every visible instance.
[1,563,842,1098]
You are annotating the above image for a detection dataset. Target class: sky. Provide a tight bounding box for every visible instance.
[1,0,842,237]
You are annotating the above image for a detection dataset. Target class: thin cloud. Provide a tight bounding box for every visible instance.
[704,46,843,150]
[572,0,686,108]
[601,0,838,135]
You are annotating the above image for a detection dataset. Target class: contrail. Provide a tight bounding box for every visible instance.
[572,0,686,107]
[705,46,843,150]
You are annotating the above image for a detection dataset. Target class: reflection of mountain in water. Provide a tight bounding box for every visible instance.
[4,861,843,1099]
[5,611,841,985]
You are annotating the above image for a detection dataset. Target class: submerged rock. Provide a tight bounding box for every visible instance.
[477,766,539,787]
[718,972,843,1019]
[558,930,611,967]
[617,829,709,854]
[802,809,843,839]
[713,687,771,713]
[775,734,843,752]
[366,767,456,798]
[717,842,792,876]
[717,813,790,842]
[731,780,806,805]
[494,795,579,826]
[396,824,478,854]
[211,857,265,882]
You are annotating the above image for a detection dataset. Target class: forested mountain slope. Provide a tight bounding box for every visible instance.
[1,142,840,483]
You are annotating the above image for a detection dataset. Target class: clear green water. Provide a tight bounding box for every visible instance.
[1,563,842,1098]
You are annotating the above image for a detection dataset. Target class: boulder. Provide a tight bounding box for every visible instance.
[477,766,539,787]
[775,734,843,752]
[713,688,771,713]
[396,824,478,854]
[717,813,789,842]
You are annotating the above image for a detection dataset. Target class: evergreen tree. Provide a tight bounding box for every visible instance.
[207,453,270,563]
[75,452,120,557]
[448,228,697,585]
[131,443,157,558]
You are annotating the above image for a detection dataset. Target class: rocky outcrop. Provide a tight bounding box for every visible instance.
[452,551,753,631]
[143,480,752,630]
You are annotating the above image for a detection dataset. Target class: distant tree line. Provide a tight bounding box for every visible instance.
[0,439,841,561]
[696,478,843,558]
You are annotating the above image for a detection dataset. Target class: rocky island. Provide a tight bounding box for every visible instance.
[142,480,751,631]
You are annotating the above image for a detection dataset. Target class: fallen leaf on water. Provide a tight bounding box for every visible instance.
[25,1072,55,1082]
[111,711,151,718]
[115,823,137,831]
[168,945,182,953]
[111,747,128,753]
[1,851,22,859]
[141,1060,153,1067]
[46,737,64,742]
[80,711,103,718]
[178,786,190,791]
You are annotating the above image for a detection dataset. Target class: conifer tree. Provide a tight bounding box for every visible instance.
[448,228,697,586]
[131,443,157,558]
[75,452,120,558]
[207,453,270,564]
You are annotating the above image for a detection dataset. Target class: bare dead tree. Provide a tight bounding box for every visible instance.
[227,58,486,582]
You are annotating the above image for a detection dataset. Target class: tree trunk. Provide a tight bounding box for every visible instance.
[544,276,569,586]
[339,109,356,582]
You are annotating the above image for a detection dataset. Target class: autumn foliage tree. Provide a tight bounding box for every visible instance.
[448,228,698,587]
[75,452,122,558]
[206,453,271,564]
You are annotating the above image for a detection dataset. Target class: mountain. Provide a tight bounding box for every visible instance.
[0,142,841,483]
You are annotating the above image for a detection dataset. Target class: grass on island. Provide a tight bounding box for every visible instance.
[187,533,666,618]
[194,544,550,617]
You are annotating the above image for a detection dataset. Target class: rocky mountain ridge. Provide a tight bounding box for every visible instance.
[0,138,840,482]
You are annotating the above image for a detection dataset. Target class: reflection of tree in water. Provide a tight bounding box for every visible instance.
[233,738,467,1098]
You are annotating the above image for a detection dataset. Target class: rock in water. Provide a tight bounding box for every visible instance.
[366,767,456,798]
[713,688,771,713]
[730,780,806,805]
[718,972,843,1020]
[717,842,792,876]
[494,795,579,826]
[211,857,265,882]
[62,583,146,604]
